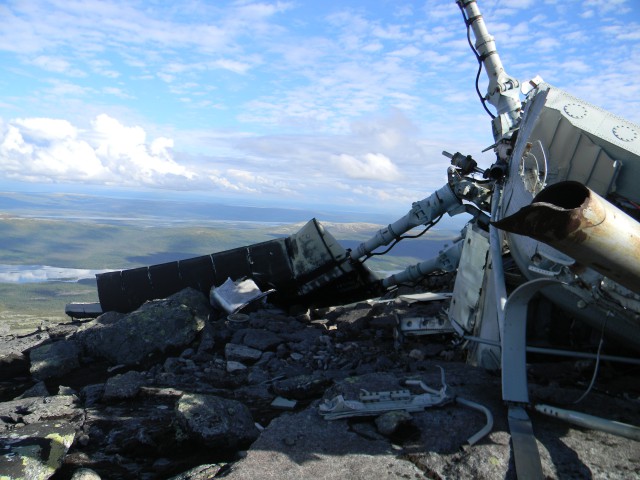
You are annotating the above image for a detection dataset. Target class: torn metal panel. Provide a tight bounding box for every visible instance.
[210,277,274,315]
[448,224,490,335]
[288,219,356,294]
[248,240,294,287]
[319,370,494,446]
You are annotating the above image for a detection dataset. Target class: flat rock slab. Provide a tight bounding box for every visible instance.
[223,408,425,480]
[225,367,640,480]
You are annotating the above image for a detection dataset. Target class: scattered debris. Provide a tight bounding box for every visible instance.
[2,288,639,479]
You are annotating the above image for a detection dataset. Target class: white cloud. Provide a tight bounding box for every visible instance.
[30,55,84,76]
[214,58,252,74]
[332,153,402,181]
[0,114,195,186]
[534,37,561,51]
[102,87,132,98]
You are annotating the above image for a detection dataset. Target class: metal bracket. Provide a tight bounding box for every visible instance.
[502,278,566,403]
[502,278,566,480]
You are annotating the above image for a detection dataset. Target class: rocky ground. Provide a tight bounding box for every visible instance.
[0,284,639,479]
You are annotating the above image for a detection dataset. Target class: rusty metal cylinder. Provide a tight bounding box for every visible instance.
[493,181,640,294]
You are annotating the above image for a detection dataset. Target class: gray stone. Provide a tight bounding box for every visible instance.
[0,395,80,426]
[29,340,80,380]
[58,385,77,396]
[226,360,247,373]
[290,352,304,361]
[272,374,331,400]
[71,467,102,480]
[225,343,262,363]
[242,329,283,351]
[247,367,269,385]
[103,370,146,401]
[80,384,105,407]
[374,410,413,436]
[19,380,50,398]
[175,393,259,449]
[167,463,225,480]
[75,288,208,366]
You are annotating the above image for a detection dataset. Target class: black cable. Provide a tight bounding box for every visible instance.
[361,215,443,262]
[458,2,496,119]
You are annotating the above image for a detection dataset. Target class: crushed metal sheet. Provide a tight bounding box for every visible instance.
[210,277,275,314]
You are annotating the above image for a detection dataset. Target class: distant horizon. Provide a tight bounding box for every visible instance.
[0,187,472,229]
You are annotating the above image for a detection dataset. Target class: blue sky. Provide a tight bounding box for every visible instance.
[1,0,639,215]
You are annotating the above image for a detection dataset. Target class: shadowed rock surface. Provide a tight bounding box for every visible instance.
[0,285,638,479]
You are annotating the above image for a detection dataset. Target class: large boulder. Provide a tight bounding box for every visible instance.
[175,393,259,449]
[75,288,209,366]
[29,340,80,380]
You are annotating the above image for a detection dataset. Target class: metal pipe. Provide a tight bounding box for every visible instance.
[534,404,640,442]
[489,184,507,340]
[352,183,460,260]
[380,238,463,289]
[464,335,640,366]
[493,181,640,294]
[456,396,494,445]
[458,0,507,97]
[407,372,493,445]
[457,0,522,136]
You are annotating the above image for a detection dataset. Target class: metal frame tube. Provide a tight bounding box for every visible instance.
[464,335,640,366]
[535,404,640,441]
[489,184,507,340]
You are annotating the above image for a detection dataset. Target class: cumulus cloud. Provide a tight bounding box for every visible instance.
[332,153,402,181]
[0,114,194,187]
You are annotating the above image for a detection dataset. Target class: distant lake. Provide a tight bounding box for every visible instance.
[0,264,111,284]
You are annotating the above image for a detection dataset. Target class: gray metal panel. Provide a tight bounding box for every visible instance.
[448,225,490,334]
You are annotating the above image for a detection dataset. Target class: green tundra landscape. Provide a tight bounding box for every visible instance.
[0,194,460,334]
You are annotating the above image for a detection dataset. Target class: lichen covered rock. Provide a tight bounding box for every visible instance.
[0,421,75,480]
[76,288,208,366]
[176,393,259,449]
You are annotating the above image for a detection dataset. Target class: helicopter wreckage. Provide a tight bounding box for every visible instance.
[67,0,640,478]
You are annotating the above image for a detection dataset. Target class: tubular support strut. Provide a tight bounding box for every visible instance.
[352,182,460,260]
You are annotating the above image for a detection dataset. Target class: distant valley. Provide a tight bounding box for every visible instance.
[0,191,462,333]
